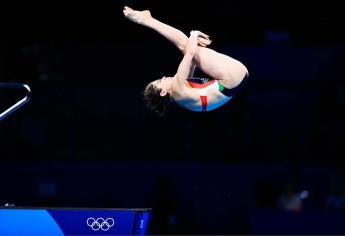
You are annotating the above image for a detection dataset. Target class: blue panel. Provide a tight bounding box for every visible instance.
[0,208,150,235]
[134,212,150,235]
[48,209,135,235]
[0,209,64,236]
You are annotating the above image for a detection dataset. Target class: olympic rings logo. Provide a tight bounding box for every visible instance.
[86,217,115,231]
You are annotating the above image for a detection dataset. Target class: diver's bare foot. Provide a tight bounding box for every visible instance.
[123,6,152,25]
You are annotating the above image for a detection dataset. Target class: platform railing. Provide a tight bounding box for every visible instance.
[0,83,31,121]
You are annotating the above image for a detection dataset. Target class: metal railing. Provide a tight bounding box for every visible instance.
[0,83,31,121]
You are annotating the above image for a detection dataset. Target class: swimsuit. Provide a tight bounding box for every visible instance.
[187,73,248,111]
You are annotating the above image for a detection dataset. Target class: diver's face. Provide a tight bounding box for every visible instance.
[152,76,172,96]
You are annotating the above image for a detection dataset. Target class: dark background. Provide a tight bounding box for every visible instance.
[1,0,345,234]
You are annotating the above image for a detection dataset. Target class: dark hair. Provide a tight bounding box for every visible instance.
[143,83,172,117]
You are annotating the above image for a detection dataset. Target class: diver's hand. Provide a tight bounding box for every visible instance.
[190,30,212,47]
